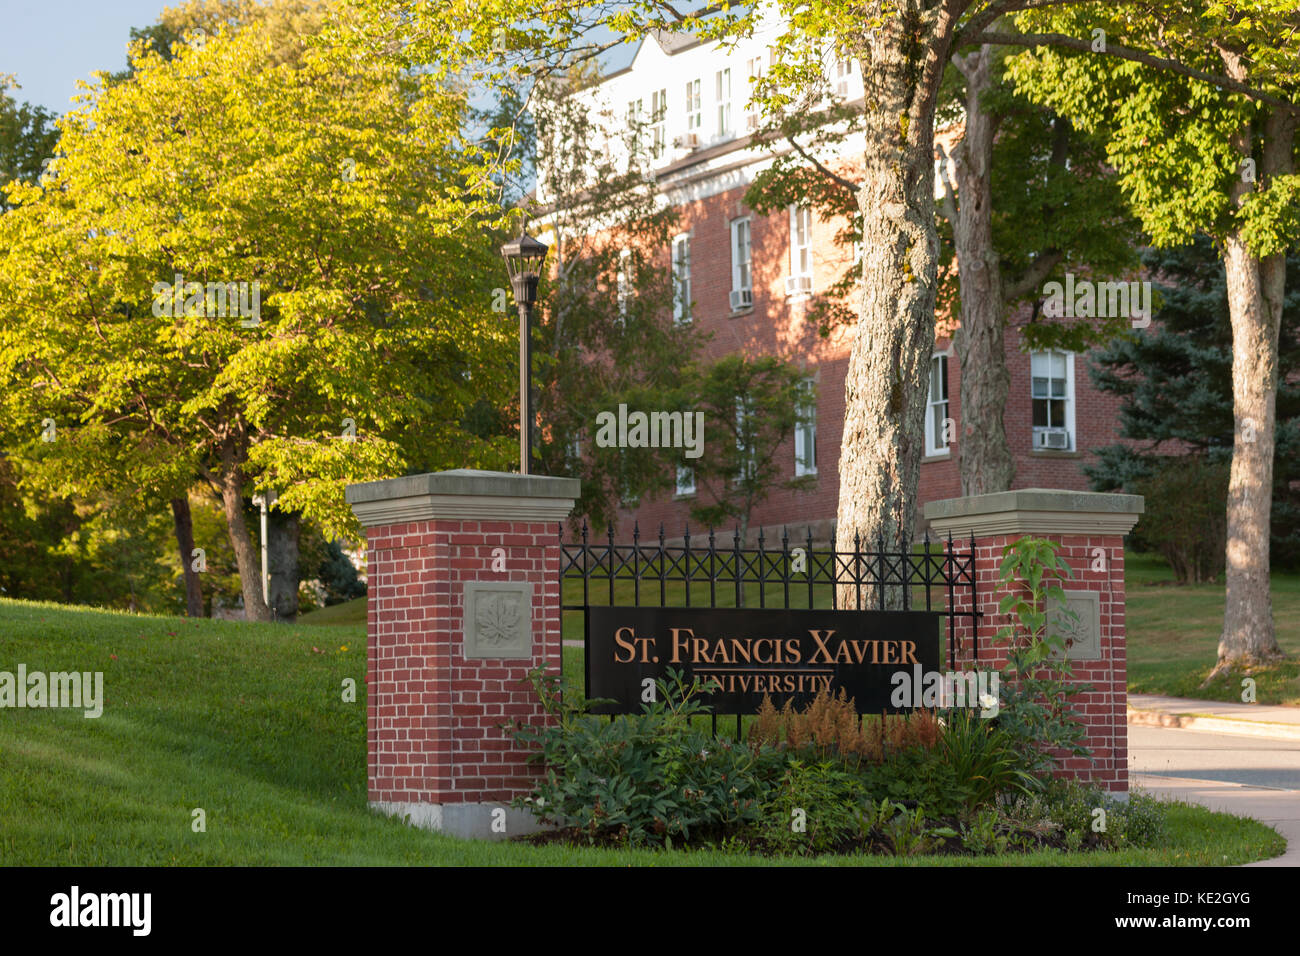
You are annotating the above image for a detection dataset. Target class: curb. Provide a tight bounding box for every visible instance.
[1127,708,1300,741]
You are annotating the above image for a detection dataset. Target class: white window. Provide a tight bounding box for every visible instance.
[1031,350,1075,450]
[672,234,692,325]
[675,465,695,497]
[685,79,702,131]
[795,378,817,476]
[925,353,950,457]
[715,68,731,138]
[788,205,812,295]
[745,56,764,130]
[625,98,644,166]
[616,248,632,322]
[834,57,853,98]
[650,88,668,159]
[730,218,751,309]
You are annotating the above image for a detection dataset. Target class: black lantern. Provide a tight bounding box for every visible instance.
[500,231,548,308]
[501,231,549,474]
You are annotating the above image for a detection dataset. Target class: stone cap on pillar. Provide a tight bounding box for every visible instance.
[346,469,580,527]
[923,488,1143,538]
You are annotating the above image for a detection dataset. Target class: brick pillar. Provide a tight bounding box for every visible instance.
[924,489,1144,793]
[345,469,578,838]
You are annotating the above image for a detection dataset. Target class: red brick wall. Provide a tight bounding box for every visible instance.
[365,518,562,805]
[950,531,1128,792]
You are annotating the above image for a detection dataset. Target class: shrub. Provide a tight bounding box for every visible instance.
[511,668,772,846]
[940,708,1036,810]
[1132,456,1228,583]
[749,688,943,765]
[756,759,865,856]
[749,688,879,762]
[857,745,972,817]
[1005,779,1169,850]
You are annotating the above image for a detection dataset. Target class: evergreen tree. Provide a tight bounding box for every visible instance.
[1086,237,1300,568]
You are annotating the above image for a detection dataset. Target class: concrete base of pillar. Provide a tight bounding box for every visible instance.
[370,801,549,841]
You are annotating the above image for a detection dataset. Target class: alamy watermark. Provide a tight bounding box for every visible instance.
[890,665,1000,717]
[594,404,704,459]
[50,886,150,936]
[0,665,103,718]
[1042,273,1152,329]
[151,273,262,327]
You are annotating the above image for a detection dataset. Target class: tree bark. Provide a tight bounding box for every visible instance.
[1213,106,1293,672]
[267,505,300,622]
[836,4,957,609]
[217,444,272,622]
[170,496,204,617]
[950,46,1015,496]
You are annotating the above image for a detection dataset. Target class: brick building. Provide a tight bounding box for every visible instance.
[538,13,1128,541]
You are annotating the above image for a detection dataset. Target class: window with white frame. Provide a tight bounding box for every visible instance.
[1031,350,1075,450]
[616,248,632,322]
[924,353,950,457]
[650,88,668,159]
[715,68,732,138]
[789,206,812,294]
[794,378,817,476]
[729,218,752,309]
[745,56,764,130]
[675,465,695,497]
[672,234,692,325]
[685,78,702,132]
[625,98,644,166]
[834,57,853,97]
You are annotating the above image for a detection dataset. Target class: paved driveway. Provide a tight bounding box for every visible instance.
[1130,725,1300,867]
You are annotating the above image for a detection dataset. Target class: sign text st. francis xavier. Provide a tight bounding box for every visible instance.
[586,606,942,715]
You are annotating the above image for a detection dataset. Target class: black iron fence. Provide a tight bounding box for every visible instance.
[559,522,981,671]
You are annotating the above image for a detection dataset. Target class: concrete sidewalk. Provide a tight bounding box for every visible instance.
[1128,694,1300,741]
[1132,773,1299,867]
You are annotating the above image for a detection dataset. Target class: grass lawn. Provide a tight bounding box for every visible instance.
[0,598,1285,865]
[1125,552,1300,706]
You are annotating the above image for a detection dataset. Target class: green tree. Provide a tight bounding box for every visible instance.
[744,30,1138,498]
[344,0,1293,616]
[686,355,816,541]
[1085,239,1300,572]
[1007,2,1299,669]
[0,78,59,213]
[0,10,511,620]
[515,66,704,530]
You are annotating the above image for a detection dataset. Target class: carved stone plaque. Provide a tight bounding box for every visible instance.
[1047,590,1102,661]
[463,581,533,659]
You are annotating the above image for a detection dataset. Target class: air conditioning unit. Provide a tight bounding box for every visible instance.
[1035,428,1071,450]
[729,288,753,310]
[675,133,699,149]
[785,274,812,296]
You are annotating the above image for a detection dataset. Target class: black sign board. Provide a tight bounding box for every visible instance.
[586,606,942,715]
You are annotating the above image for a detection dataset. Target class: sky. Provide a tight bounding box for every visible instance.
[1,0,174,114]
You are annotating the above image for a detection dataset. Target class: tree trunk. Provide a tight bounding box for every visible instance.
[217,447,272,622]
[836,5,956,609]
[170,496,204,617]
[950,46,1015,496]
[267,505,300,622]
[1212,107,1292,673]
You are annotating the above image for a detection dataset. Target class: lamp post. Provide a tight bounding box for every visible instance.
[501,231,549,475]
